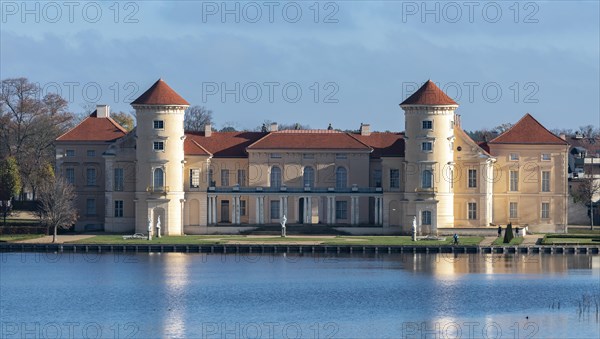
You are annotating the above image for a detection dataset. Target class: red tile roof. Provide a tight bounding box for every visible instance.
[184,138,211,156]
[131,79,190,106]
[186,131,266,157]
[56,111,128,142]
[488,113,568,145]
[351,132,405,158]
[247,130,372,151]
[400,80,458,106]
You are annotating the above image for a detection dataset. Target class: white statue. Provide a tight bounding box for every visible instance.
[280,214,287,237]
[147,217,152,241]
[156,216,162,238]
[412,216,417,241]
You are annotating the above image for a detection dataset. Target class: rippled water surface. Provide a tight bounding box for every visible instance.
[1,252,599,338]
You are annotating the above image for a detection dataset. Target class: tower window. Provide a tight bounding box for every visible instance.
[422,120,433,129]
[153,141,164,151]
[422,142,433,152]
[153,120,164,129]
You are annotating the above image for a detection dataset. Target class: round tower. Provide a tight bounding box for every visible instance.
[132,79,189,236]
[400,80,458,232]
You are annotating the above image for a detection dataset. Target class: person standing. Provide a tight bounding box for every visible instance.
[498,226,502,237]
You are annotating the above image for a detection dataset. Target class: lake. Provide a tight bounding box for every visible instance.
[1,252,599,338]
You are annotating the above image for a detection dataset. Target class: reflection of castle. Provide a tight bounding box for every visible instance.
[55,79,569,235]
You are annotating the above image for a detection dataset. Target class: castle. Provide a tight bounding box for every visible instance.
[55,79,569,235]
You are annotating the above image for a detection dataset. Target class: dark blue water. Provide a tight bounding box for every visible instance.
[1,252,599,338]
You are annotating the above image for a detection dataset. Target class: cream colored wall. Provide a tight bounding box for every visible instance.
[490,144,569,226]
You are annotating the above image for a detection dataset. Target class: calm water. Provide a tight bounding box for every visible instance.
[1,252,599,338]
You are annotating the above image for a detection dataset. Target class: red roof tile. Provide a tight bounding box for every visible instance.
[56,111,127,142]
[186,131,266,157]
[184,138,211,156]
[488,113,568,145]
[247,130,372,151]
[400,80,458,106]
[131,79,190,106]
[351,133,405,158]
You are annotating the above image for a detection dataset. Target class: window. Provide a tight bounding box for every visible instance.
[153,141,164,151]
[86,168,96,186]
[221,169,229,186]
[114,168,124,191]
[65,168,75,184]
[270,153,281,158]
[153,168,164,188]
[422,142,433,152]
[153,120,164,129]
[468,202,477,220]
[541,171,550,192]
[237,170,246,186]
[422,211,432,225]
[208,168,214,186]
[190,169,200,188]
[422,120,433,129]
[450,120,455,130]
[541,202,550,219]
[509,171,519,191]
[374,169,382,188]
[335,167,347,189]
[303,167,315,187]
[509,153,519,161]
[390,169,400,188]
[468,169,477,188]
[114,200,123,218]
[66,149,75,157]
[270,167,282,188]
[509,202,518,219]
[86,198,96,216]
[335,201,347,219]
[336,153,347,159]
[87,150,95,157]
[541,153,551,161]
[240,200,247,216]
[303,153,314,159]
[422,170,433,189]
[270,200,280,219]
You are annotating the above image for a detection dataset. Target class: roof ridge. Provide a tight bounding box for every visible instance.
[191,139,213,156]
[245,132,274,150]
[455,127,491,157]
[106,117,128,134]
[345,132,374,152]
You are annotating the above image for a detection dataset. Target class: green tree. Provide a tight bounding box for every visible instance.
[38,176,77,243]
[111,111,135,131]
[0,157,22,225]
[503,222,514,244]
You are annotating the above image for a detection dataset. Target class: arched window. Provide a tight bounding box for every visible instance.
[270,166,281,188]
[303,167,315,187]
[422,210,432,225]
[154,168,164,188]
[336,167,347,189]
[422,170,433,189]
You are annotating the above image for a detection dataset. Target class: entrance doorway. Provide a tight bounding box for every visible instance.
[298,198,304,224]
[221,200,229,223]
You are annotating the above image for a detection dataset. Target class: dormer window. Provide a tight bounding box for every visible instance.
[153,120,164,129]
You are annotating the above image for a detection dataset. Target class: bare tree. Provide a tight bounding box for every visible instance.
[572,177,600,229]
[0,78,75,199]
[0,157,21,225]
[579,125,600,138]
[38,176,77,243]
[184,105,213,132]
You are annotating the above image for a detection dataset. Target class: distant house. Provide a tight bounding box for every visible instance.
[565,134,600,225]
[55,79,569,234]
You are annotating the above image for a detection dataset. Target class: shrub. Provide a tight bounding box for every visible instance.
[503,222,514,243]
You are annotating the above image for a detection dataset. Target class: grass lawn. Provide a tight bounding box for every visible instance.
[567,228,600,235]
[0,234,45,242]
[491,236,524,246]
[542,233,600,245]
[1,218,41,226]
[67,235,484,246]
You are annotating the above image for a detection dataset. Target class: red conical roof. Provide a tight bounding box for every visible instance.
[131,79,189,106]
[489,113,568,145]
[400,80,458,106]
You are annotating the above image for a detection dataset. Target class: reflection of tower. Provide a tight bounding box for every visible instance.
[400,80,458,230]
[132,79,189,235]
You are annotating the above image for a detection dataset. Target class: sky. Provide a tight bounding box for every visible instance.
[1,0,599,132]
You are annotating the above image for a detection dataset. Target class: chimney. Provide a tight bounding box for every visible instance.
[360,123,371,136]
[204,124,212,137]
[270,123,278,132]
[96,104,110,118]
[559,133,566,140]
